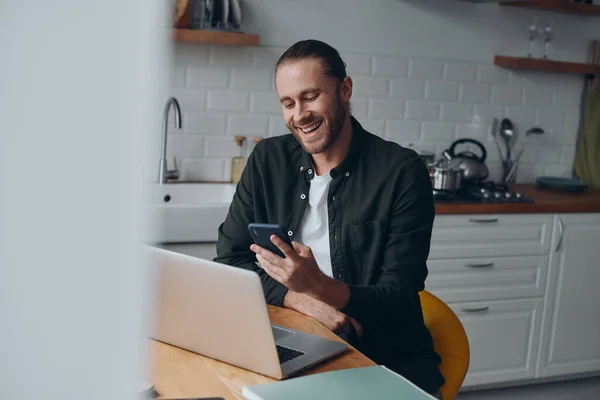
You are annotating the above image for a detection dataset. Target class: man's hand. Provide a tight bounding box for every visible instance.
[250,235,326,295]
[284,291,363,337]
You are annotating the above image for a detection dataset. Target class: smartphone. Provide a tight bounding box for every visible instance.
[248,223,293,258]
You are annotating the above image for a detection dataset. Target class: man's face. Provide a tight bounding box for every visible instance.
[275,58,350,155]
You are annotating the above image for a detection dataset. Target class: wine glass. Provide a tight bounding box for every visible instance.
[527,16,539,58]
[542,18,554,59]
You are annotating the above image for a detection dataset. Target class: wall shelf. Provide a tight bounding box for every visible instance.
[501,0,600,16]
[494,55,600,76]
[173,29,260,46]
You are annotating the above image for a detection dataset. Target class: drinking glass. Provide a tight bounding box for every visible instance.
[527,15,539,58]
[542,18,554,59]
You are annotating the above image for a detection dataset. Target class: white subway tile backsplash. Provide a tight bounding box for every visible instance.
[561,147,577,166]
[185,112,227,135]
[390,79,425,100]
[368,99,405,120]
[228,114,269,136]
[231,69,273,90]
[506,106,536,125]
[459,83,491,104]
[167,88,206,111]
[174,43,210,65]
[385,120,421,142]
[187,67,229,88]
[473,105,505,124]
[477,65,510,85]
[268,116,289,137]
[544,165,572,177]
[425,82,459,102]
[181,158,228,181]
[171,65,186,88]
[409,58,444,80]
[444,62,477,83]
[405,101,440,121]
[250,92,282,114]
[352,76,389,97]
[350,98,369,119]
[253,47,285,68]
[207,90,249,112]
[372,55,409,78]
[360,119,385,136]
[536,107,566,127]
[209,45,253,68]
[341,53,372,76]
[204,136,244,157]
[524,87,554,107]
[421,122,454,141]
[440,103,473,123]
[172,45,582,183]
[491,86,523,106]
[166,133,204,159]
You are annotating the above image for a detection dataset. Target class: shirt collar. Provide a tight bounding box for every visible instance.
[297,116,366,179]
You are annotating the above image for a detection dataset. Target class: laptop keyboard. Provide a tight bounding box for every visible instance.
[276,344,304,364]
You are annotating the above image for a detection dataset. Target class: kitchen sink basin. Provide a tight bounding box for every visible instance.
[147,183,237,243]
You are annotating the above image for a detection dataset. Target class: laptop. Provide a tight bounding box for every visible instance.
[145,246,349,380]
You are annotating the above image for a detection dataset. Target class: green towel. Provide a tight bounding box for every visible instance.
[575,92,600,188]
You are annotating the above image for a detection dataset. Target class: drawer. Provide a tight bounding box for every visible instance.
[429,214,553,259]
[449,298,543,388]
[425,255,548,303]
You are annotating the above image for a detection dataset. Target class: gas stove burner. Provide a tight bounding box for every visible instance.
[433,181,534,204]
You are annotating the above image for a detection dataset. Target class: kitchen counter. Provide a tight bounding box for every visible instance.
[435,184,600,215]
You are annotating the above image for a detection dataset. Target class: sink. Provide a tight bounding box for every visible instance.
[147,183,237,243]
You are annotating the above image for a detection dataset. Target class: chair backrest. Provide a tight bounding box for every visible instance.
[419,290,470,400]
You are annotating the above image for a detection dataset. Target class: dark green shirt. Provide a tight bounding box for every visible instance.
[215,116,445,393]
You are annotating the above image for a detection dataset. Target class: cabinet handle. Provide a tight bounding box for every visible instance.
[555,218,564,252]
[465,262,494,268]
[461,306,490,313]
[468,218,499,224]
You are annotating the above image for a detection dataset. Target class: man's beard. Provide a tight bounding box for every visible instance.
[291,97,346,155]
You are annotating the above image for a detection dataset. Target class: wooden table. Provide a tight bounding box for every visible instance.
[149,305,376,400]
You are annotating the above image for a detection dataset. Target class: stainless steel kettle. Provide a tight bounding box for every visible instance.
[442,138,489,182]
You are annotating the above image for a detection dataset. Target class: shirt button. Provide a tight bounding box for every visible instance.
[345,172,350,177]
[337,273,343,279]
[332,196,336,201]
[300,194,306,200]
[308,169,313,174]
[287,231,293,237]
[299,166,304,171]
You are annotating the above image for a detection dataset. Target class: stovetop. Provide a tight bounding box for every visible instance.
[433,182,534,204]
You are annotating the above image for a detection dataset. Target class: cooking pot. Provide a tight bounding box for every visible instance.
[442,138,489,182]
[429,159,464,192]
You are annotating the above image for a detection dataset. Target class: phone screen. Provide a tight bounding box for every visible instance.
[248,223,292,258]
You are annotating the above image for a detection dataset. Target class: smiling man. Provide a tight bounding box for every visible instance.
[214,39,445,396]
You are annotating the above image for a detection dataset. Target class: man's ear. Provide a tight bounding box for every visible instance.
[340,76,353,103]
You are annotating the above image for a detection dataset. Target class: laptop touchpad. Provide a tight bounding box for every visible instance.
[272,326,294,341]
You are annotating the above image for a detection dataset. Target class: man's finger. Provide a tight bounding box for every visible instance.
[250,243,284,267]
[256,254,286,284]
[350,318,364,338]
[291,241,308,255]
[270,235,297,260]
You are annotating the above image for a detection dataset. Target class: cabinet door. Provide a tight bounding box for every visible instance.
[429,214,553,259]
[450,298,543,387]
[537,213,600,378]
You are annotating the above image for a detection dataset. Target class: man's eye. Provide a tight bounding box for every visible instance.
[283,103,294,109]
[306,95,318,101]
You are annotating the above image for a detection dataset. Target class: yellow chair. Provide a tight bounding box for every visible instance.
[419,290,470,400]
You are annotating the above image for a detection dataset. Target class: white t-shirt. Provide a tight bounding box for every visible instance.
[297,172,333,278]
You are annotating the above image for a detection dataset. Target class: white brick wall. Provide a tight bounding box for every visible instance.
[162,43,584,183]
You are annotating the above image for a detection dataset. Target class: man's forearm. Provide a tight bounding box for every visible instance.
[311,275,351,310]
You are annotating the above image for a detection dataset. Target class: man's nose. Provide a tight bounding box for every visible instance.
[293,104,310,125]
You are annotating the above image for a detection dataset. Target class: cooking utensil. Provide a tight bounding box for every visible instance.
[499,118,515,162]
[429,159,464,192]
[505,126,545,183]
[442,138,489,182]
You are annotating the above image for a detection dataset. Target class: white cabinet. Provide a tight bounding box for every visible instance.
[449,298,543,387]
[537,213,600,378]
[429,214,553,259]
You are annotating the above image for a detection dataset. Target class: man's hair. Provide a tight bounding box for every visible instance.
[275,39,347,82]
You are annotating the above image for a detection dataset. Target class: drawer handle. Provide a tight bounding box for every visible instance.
[468,218,499,224]
[461,306,490,313]
[466,262,494,268]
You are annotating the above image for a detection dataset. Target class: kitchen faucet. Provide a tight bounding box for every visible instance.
[159,97,182,184]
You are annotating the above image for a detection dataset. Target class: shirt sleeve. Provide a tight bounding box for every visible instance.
[339,155,435,328]
[213,143,289,307]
